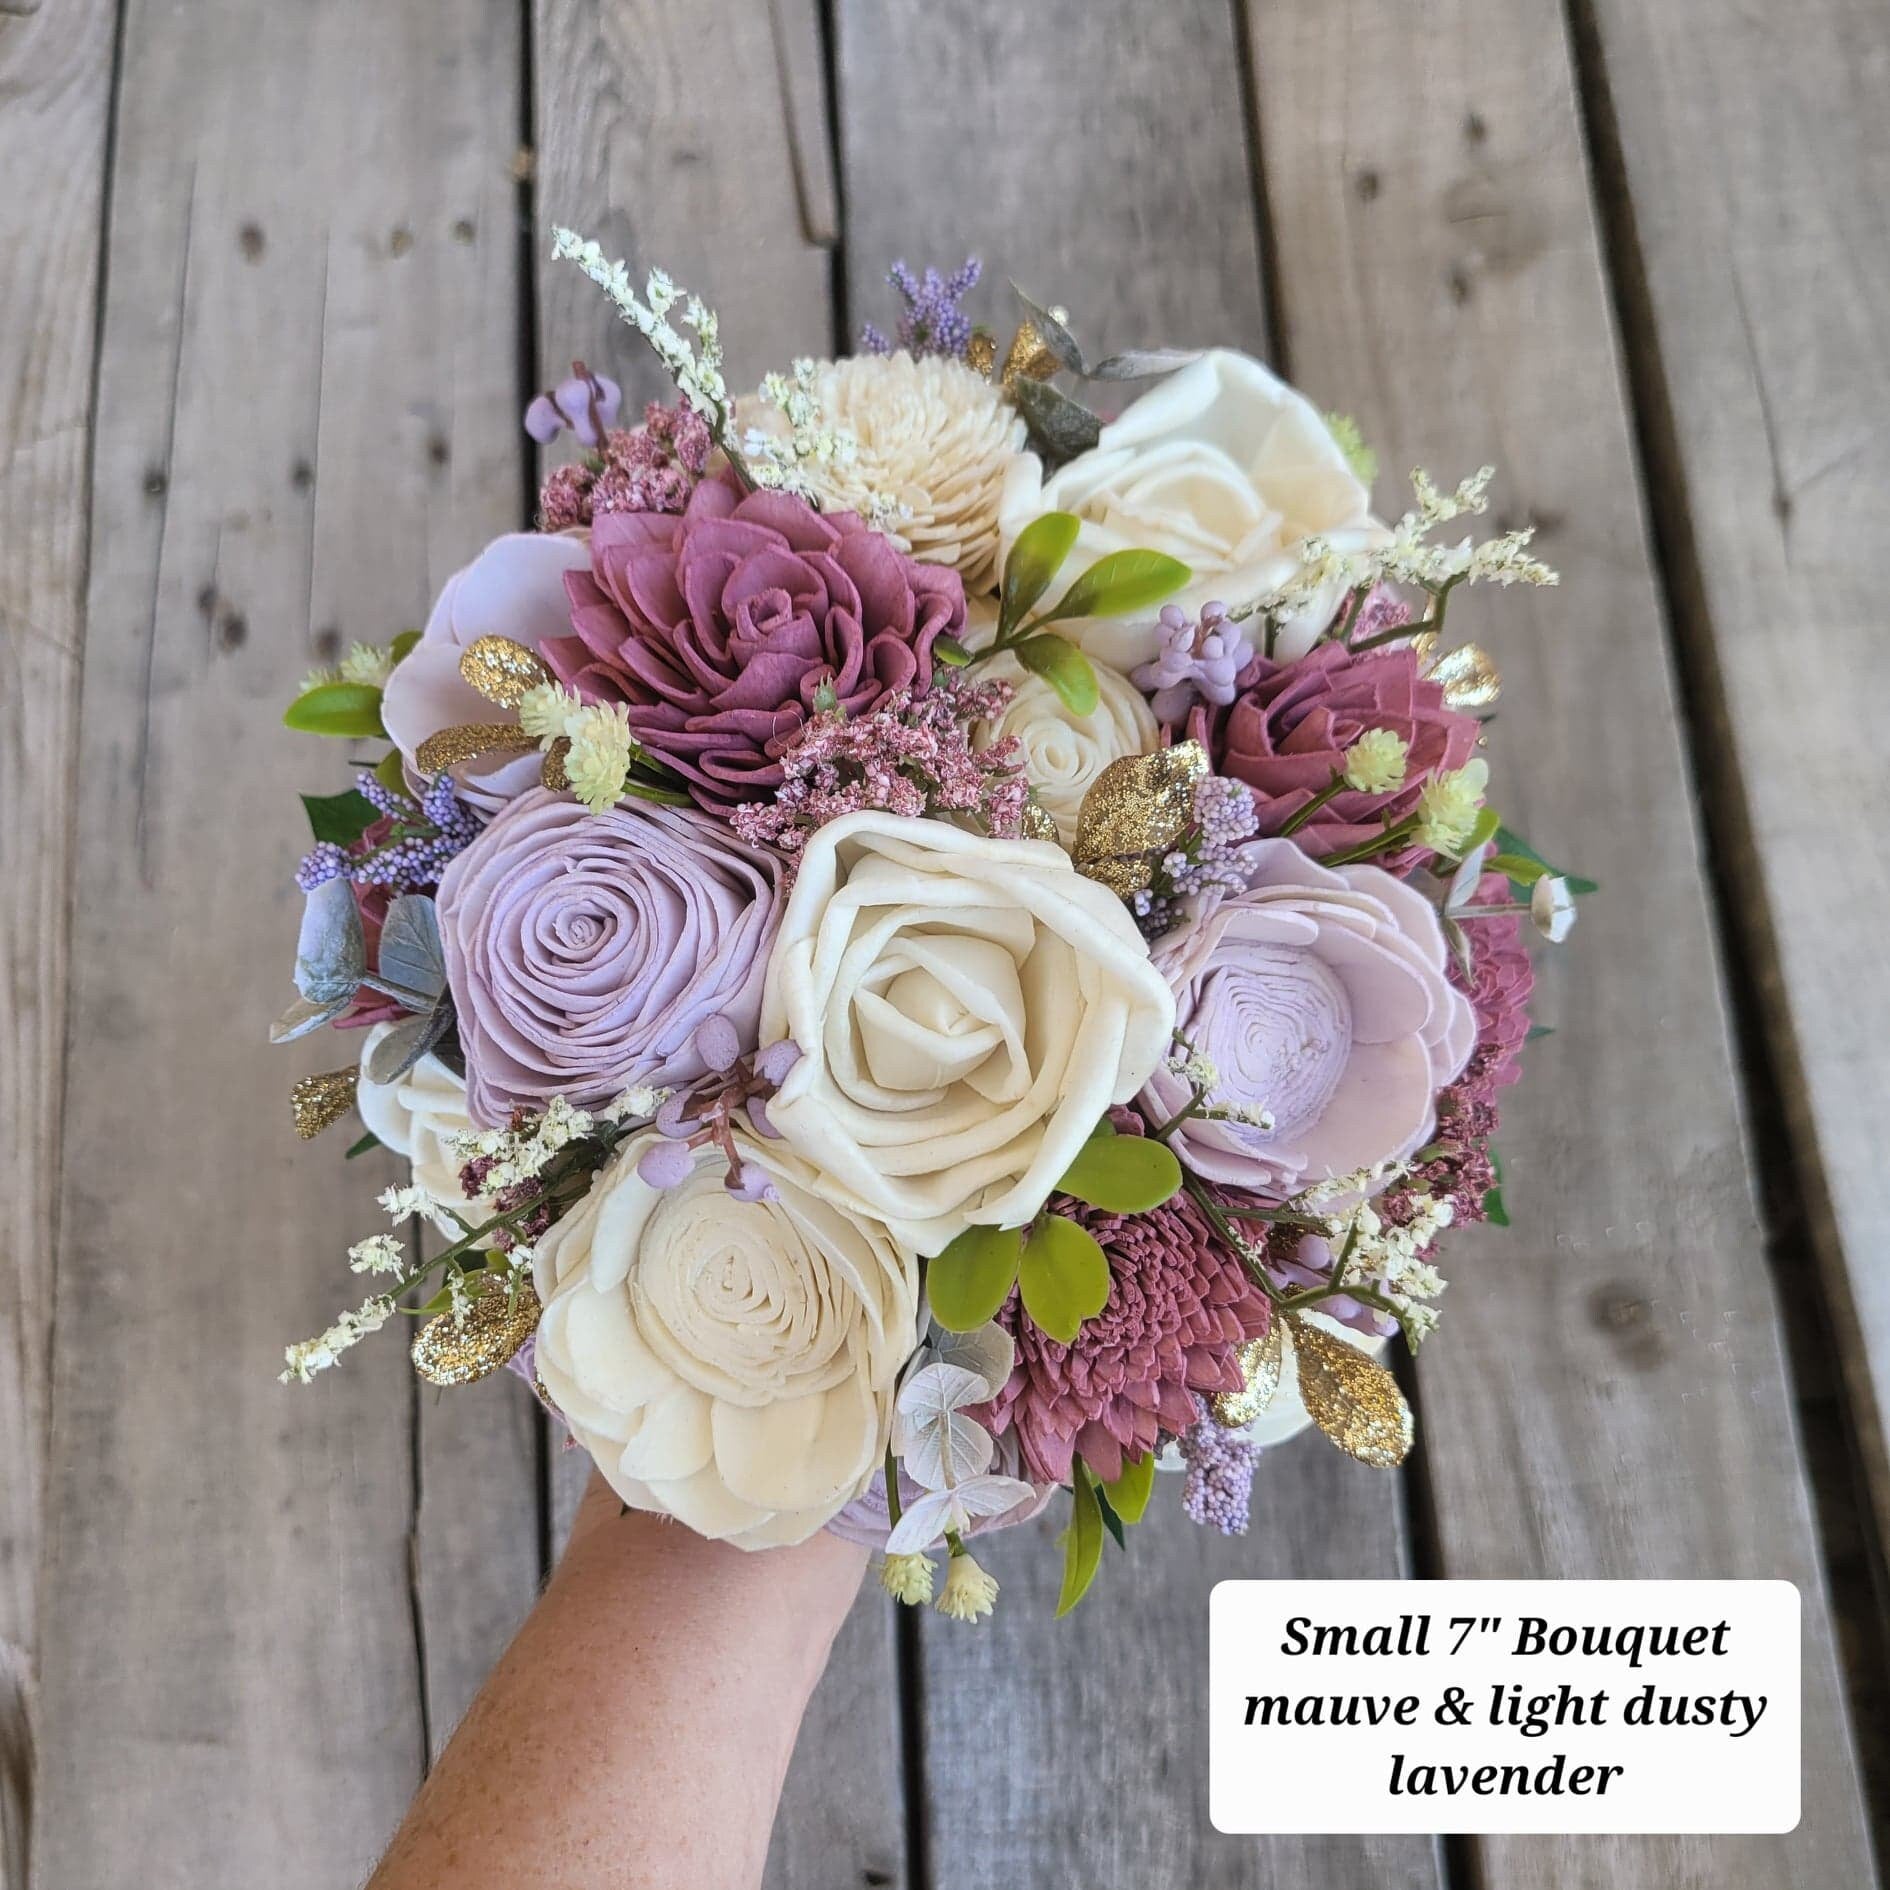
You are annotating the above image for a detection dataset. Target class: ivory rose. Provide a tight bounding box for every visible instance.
[996,349,1380,672]
[970,650,1157,843]
[353,1025,480,1208]
[380,532,592,813]
[531,1128,920,1548]
[1144,837,1475,1196]
[758,811,1175,1255]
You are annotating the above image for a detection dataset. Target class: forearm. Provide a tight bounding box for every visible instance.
[370,1473,868,1890]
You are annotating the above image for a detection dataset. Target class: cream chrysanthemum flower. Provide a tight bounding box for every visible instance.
[754,352,1026,593]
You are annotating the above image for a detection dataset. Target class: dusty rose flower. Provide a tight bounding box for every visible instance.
[976,1191,1270,1484]
[542,474,964,811]
[435,789,783,1126]
[1191,641,1478,872]
[1144,837,1476,1197]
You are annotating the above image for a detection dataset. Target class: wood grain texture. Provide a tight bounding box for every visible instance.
[530,5,907,1883]
[30,3,525,1884]
[1573,0,1890,1565]
[835,4,1439,1884]
[0,4,117,1877]
[1242,0,1879,1882]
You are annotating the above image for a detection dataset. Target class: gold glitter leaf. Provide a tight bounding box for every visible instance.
[965,331,998,379]
[412,1280,542,1387]
[1411,633,1501,713]
[290,1067,357,1140]
[1071,740,1208,896]
[459,635,550,708]
[1020,802,1061,845]
[1289,1316,1413,1468]
[1000,314,1067,393]
[1211,1321,1285,1428]
[541,736,571,792]
[414,722,539,776]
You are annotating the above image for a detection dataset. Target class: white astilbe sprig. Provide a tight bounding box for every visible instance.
[742,359,908,531]
[280,1294,396,1384]
[1301,1168,1455,1346]
[550,230,731,438]
[1231,465,1558,634]
[377,1183,464,1239]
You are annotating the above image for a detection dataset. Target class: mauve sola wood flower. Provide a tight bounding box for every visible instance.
[543,472,965,811]
[976,1191,1270,1485]
[1190,639,1479,872]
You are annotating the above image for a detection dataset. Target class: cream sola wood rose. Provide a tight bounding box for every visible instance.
[996,349,1380,672]
[758,811,1176,1256]
[353,1024,482,1210]
[968,649,1157,844]
[531,1128,920,1547]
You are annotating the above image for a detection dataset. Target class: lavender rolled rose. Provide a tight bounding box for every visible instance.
[436,789,783,1125]
[1145,837,1475,1197]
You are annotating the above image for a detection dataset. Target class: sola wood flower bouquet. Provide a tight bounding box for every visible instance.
[274,236,1583,1620]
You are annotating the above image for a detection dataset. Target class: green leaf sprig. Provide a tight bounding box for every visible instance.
[966,511,1190,717]
[925,1124,1182,1343]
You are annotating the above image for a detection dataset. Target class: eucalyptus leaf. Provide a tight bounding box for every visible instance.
[1013,634,1099,715]
[1095,1486,1127,1550]
[1009,285,1087,375]
[292,876,366,1005]
[365,1003,451,1084]
[268,992,349,1044]
[891,1362,997,1491]
[1483,1186,1511,1228]
[1044,547,1191,625]
[999,511,1081,638]
[374,750,410,796]
[1056,1463,1106,1617]
[925,1321,1016,1397]
[1106,1449,1156,1526]
[1012,377,1103,466]
[1017,1214,1111,1344]
[934,633,973,668]
[1056,1134,1181,1213]
[283,681,387,739]
[363,894,446,1012]
[926,1224,1025,1332]
[344,1130,383,1160]
[388,628,422,665]
[301,787,379,848]
[1083,346,1202,382]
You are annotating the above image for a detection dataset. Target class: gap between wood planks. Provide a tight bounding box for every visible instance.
[1558,0,1890,1865]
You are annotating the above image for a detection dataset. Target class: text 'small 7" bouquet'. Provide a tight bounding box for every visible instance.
[275,237,1582,1620]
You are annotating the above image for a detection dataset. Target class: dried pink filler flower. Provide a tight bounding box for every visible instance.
[977,1192,1270,1485]
[730,681,1028,858]
[537,400,713,530]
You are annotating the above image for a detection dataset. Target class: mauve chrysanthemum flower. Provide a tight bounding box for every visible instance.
[435,789,784,1126]
[1190,641,1479,872]
[542,473,965,811]
[1456,871,1534,1096]
[976,1192,1270,1485]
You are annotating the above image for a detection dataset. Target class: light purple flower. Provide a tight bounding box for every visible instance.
[525,362,622,447]
[381,532,592,814]
[436,789,784,1126]
[1144,836,1476,1197]
[1132,600,1254,724]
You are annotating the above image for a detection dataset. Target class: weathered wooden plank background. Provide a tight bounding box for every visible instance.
[2,1,1884,1887]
